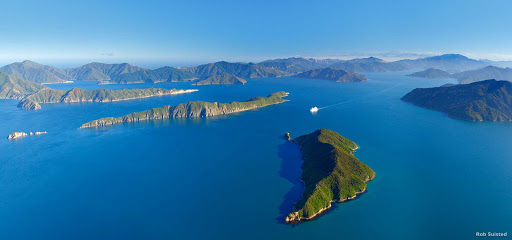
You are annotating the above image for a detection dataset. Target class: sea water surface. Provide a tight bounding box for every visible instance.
[0,72,510,239]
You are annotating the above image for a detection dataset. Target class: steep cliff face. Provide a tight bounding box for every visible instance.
[18,88,198,110]
[81,91,289,128]
[17,99,41,110]
[285,129,375,223]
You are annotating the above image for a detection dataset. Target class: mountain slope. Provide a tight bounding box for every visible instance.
[0,60,71,83]
[294,68,368,82]
[192,74,247,85]
[401,80,512,121]
[452,66,512,84]
[0,72,46,99]
[66,62,147,81]
[109,67,196,84]
[258,57,341,74]
[329,57,407,72]
[407,68,453,79]
[396,54,486,72]
[18,87,197,110]
[185,61,290,78]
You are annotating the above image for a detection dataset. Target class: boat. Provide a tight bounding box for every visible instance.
[310,106,319,113]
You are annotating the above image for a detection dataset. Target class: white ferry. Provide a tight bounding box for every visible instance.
[310,106,319,113]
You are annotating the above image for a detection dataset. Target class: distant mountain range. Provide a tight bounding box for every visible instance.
[395,54,486,72]
[2,53,512,84]
[408,65,512,84]
[451,66,512,84]
[258,57,341,74]
[402,80,512,121]
[262,54,493,74]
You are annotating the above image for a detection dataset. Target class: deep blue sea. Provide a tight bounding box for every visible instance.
[0,72,510,239]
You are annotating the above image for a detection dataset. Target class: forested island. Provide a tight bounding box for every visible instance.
[294,68,368,82]
[192,74,247,85]
[18,88,198,110]
[407,68,453,79]
[285,129,375,223]
[80,91,289,128]
[401,79,512,121]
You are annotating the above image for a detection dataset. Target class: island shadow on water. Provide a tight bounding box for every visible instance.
[276,138,306,224]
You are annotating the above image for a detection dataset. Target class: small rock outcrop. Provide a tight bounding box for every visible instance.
[284,132,291,141]
[7,131,47,140]
[7,132,28,140]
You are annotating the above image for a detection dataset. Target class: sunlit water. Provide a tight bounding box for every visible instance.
[0,72,510,239]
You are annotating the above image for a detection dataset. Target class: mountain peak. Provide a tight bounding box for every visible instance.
[20,60,42,66]
[433,54,470,60]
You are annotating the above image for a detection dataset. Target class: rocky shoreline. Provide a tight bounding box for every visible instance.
[285,177,374,223]
[18,88,198,110]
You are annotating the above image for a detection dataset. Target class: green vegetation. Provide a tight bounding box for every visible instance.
[184,61,290,79]
[192,74,247,85]
[286,129,375,223]
[258,57,341,74]
[407,68,453,79]
[109,67,196,84]
[294,68,368,82]
[66,62,147,81]
[0,60,149,83]
[0,72,45,99]
[80,91,289,128]
[401,79,512,121]
[18,87,197,110]
[0,60,71,83]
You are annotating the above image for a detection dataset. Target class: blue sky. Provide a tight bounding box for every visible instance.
[1,0,512,67]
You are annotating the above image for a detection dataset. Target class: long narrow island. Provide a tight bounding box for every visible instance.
[18,87,198,110]
[285,129,375,223]
[80,91,289,128]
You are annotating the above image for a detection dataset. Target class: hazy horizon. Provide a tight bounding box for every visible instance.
[2,0,512,67]
[2,52,512,70]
